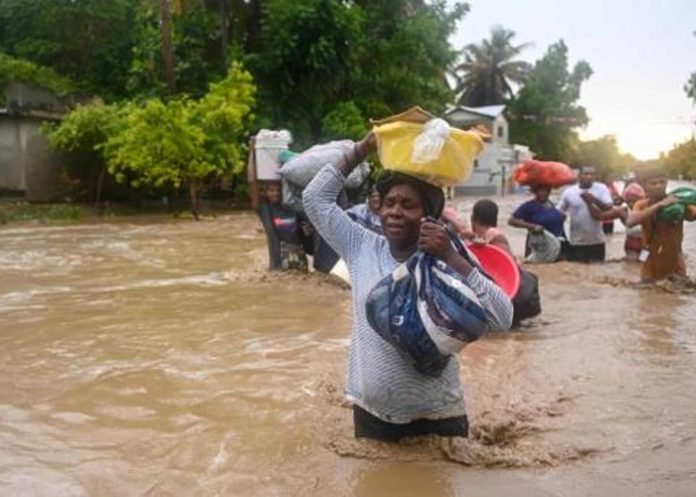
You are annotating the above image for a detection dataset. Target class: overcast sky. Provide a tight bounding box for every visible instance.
[449,0,696,159]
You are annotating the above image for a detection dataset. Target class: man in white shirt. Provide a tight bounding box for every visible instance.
[557,166,613,262]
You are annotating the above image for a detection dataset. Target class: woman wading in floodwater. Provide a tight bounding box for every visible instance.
[303,132,512,442]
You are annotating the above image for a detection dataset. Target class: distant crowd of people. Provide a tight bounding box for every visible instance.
[253,149,695,287]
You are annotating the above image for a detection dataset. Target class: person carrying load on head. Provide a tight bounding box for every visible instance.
[247,135,312,271]
[302,109,512,442]
[508,183,567,261]
[509,160,575,262]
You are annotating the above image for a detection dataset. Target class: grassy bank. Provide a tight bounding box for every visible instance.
[0,199,250,225]
[0,202,82,224]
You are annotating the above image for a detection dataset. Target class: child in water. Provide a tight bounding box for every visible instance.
[469,199,513,255]
[620,182,646,261]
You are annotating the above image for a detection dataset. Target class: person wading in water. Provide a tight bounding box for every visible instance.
[303,131,512,442]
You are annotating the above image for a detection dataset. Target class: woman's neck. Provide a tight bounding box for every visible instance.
[390,243,418,263]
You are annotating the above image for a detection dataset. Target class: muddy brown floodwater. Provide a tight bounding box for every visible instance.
[1,188,696,497]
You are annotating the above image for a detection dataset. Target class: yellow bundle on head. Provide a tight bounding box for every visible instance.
[373,118,484,187]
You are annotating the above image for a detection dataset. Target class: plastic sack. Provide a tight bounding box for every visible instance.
[658,187,696,222]
[278,141,370,189]
[525,230,561,263]
[512,268,541,327]
[512,160,576,188]
[373,121,484,187]
[281,181,304,213]
[365,241,489,377]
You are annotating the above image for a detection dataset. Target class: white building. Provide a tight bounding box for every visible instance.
[444,105,532,196]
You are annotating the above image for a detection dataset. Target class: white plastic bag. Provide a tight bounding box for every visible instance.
[411,118,451,164]
[526,230,561,263]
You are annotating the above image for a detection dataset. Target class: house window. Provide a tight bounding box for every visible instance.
[497,126,504,138]
[474,159,479,169]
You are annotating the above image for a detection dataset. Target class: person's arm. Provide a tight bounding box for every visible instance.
[585,201,624,221]
[508,216,542,232]
[301,134,376,263]
[594,185,615,211]
[488,233,514,256]
[556,190,569,213]
[626,196,678,227]
[246,137,261,210]
[508,202,542,232]
[419,220,513,331]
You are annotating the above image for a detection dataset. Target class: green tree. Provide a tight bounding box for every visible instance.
[105,63,255,219]
[250,0,467,144]
[250,0,363,142]
[45,102,125,204]
[452,26,532,106]
[128,1,223,99]
[663,137,696,179]
[0,51,75,105]
[351,0,467,119]
[685,31,696,103]
[572,135,636,177]
[507,40,592,161]
[321,101,367,140]
[0,0,137,100]
[685,72,696,103]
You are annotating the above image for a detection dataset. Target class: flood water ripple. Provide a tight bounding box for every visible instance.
[1,197,695,496]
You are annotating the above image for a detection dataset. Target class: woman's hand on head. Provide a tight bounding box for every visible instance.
[356,131,377,161]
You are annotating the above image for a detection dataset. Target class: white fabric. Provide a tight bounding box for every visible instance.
[557,183,613,246]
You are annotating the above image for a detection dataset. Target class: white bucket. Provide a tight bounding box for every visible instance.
[255,130,292,181]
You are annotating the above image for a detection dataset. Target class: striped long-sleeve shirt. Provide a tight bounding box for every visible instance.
[303,163,513,424]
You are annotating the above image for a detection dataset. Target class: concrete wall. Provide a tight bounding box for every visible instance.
[0,114,69,201]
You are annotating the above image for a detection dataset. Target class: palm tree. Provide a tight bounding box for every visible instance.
[452,26,532,107]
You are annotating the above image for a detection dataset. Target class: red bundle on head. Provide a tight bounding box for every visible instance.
[513,160,576,188]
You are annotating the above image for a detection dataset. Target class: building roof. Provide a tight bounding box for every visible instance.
[445,104,506,120]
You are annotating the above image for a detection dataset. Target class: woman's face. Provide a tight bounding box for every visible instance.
[380,183,425,249]
[368,190,381,214]
[533,186,551,203]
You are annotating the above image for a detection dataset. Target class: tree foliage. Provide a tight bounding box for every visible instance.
[45,102,125,202]
[352,0,467,119]
[104,63,256,218]
[685,31,696,104]
[572,135,636,177]
[507,40,592,162]
[250,0,467,144]
[662,138,696,180]
[0,51,75,104]
[452,26,532,106]
[127,1,225,99]
[0,0,137,100]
